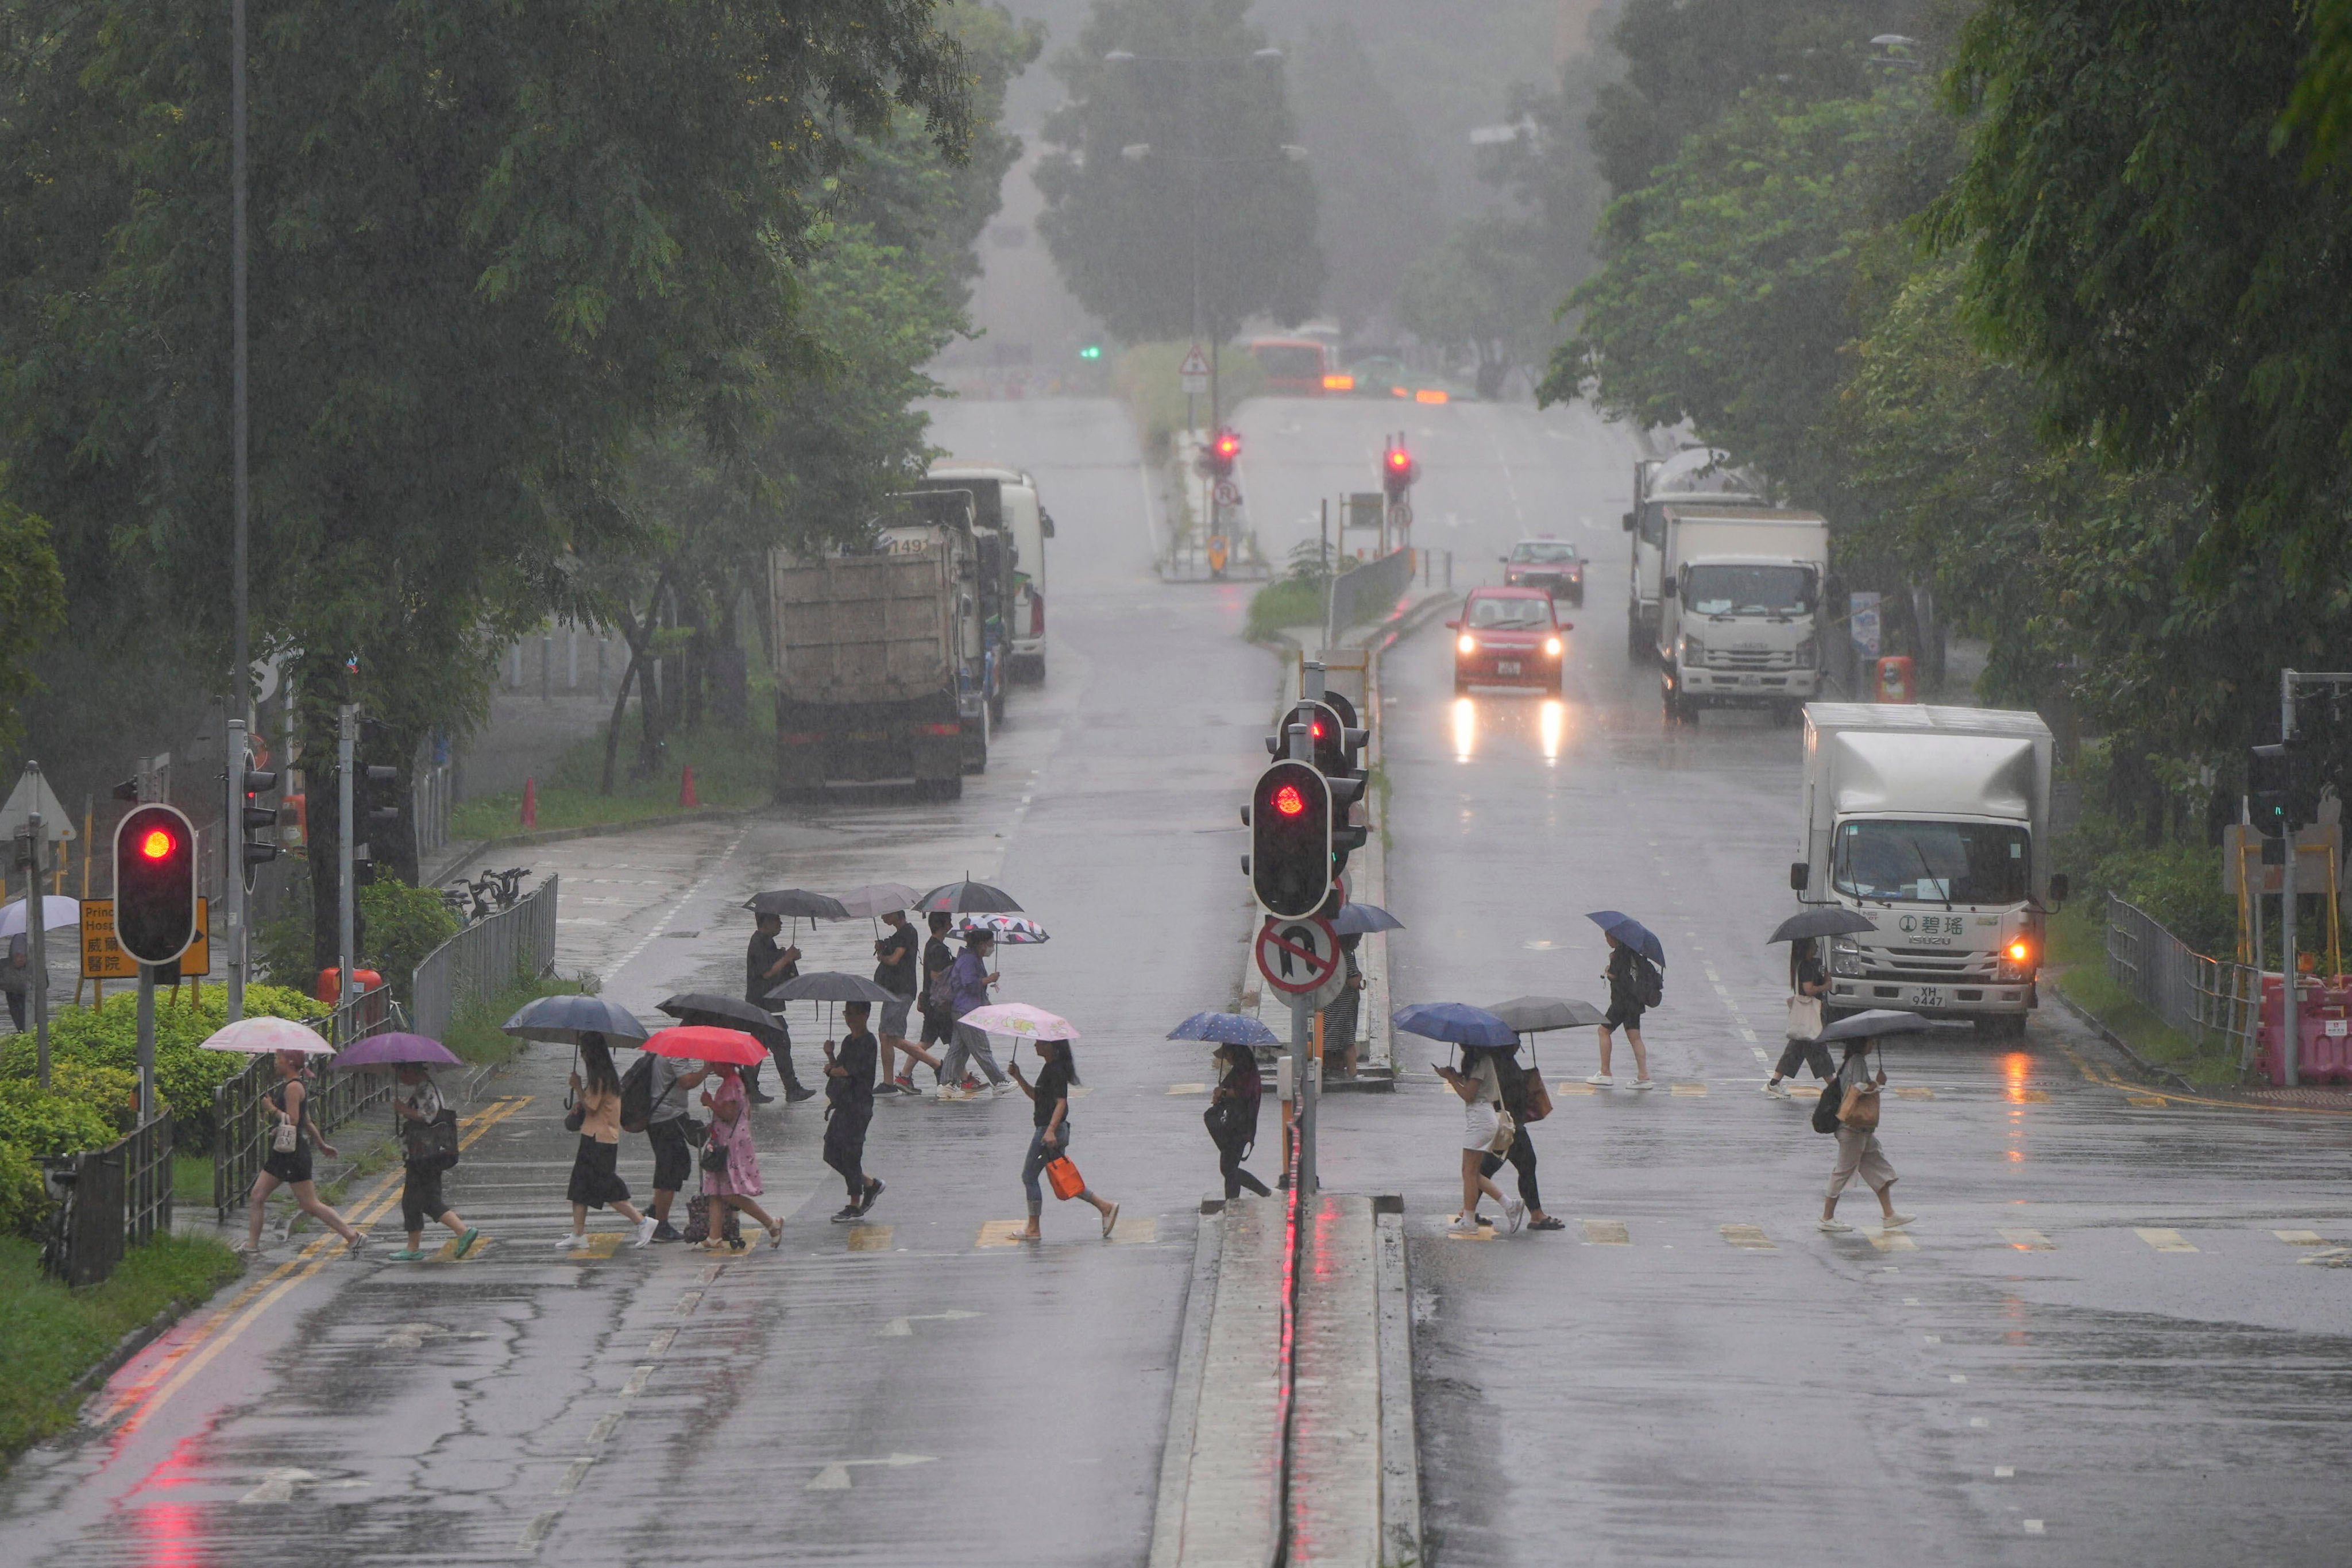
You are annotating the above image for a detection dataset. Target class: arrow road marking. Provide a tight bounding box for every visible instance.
[806,1453,936,1490]
[237,1468,315,1505]
[879,1310,982,1338]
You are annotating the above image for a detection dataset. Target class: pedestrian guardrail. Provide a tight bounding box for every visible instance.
[210,988,405,1218]
[43,1113,173,1287]
[1328,547,1417,632]
[408,873,558,1044]
[2104,894,2261,1071]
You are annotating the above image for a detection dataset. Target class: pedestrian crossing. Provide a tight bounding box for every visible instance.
[1428,1215,2352,1253]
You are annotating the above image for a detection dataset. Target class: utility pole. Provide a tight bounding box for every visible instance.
[226,717,246,1018]
[338,704,357,1015]
[15,815,48,1088]
[225,0,252,1024]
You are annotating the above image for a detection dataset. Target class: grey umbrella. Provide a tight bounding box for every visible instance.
[1814,1009,1932,1043]
[501,993,651,1045]
[1767,907,1878,944]
[767,971,896,1006]
[836,883,921,920]
[1484,995,1608,1033]
[657,992,775,1030]
[1331,901,1404,936]
[916,875,1023,914]
[746,889,851,920]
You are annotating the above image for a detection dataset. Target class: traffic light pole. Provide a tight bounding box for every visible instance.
[226,717,246,1021]
[2281,844,2299,1088]
[338,704,357,1009]
[16,813,48,1088]
[136,965,157,1121]
[1292,995,1316,1199]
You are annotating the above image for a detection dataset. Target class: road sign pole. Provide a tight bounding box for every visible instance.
[1291,995,1316,1198]
[18,818,48,1088]
[2281,836,2299,1088]
[338,704,357,1011]
[226,717,246,1022]
[137,963,157,1119]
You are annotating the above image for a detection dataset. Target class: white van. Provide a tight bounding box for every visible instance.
[924,461,1053,681]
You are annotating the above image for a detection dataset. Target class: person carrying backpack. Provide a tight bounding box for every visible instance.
[1478,1039,1562,1230]
[1818,1040,1913,1233]
[390,1064,477,1261]
[623,1048,706,1243]
[1590,932,1656,1090]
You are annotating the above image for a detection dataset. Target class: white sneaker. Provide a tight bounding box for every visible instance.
[1817,1219,1852,1233]
[1762,1080,1789,1098]
[1585,1072,1614,1087]
[1504,1199,1527,1235]
[1631,1079,1656,1091]
[989,1083,1010,1099]
[635,1215,659,1248]
[1447,1214,1482,1236]
[555,1233,588,1251]
[1883,1212,1916,1229]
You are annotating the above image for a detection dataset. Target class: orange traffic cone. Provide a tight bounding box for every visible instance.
[680,765,699,808]
[521,777,538,828]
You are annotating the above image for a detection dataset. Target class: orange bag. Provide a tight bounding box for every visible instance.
[1046,1155,1085,1201]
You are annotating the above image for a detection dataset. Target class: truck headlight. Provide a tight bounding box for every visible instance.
[1457,634,1477,656]
[1831,936,1865,978]
[1997,937,2034,982]
[1681,635,1705,669]
[1795,635,1817,669]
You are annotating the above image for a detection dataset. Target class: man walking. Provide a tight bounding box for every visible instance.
[914,911,966,1092]
[823,1001,883,1221]
[872,908,939,1094]
[744,912,813,1103]
[643,1052,705,1241]
[937,928,1009,1098]
[1590,932,1655,1090]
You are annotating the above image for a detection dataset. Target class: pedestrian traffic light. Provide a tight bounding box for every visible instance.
[355,763,399,884]
[241,767,281,868]
[1202,427,1242,480]
[2249,741,2318,838]
[113,803,198,965]
[1078,343,1103,361]
[1382,443,1417,501]
[1242,760,1333,918]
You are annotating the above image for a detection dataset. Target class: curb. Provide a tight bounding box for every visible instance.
[2049,984,2196,1092]
[70,1299,191,1400]
[1374,1206,1422,1567]
[1147,1207,1227,1568]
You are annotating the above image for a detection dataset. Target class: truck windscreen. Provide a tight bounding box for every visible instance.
[1686,564,1812,617]
[1833,820,2029,906]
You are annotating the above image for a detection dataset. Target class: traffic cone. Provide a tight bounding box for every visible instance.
[680,765,698,808]
[521,777,538,829]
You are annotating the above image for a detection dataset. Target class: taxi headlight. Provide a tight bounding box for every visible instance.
[1544,636,1563,658]
[1457,634,1477,656]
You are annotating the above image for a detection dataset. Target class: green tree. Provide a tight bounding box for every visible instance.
[1035,0,1322,341]
[1287,21,1436,333]
[1396,217,1552,398]
[0,481,64,755]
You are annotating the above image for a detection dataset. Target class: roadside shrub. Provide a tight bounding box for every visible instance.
[0,1082,118,1158]
[358,876,460,1004]
[0,1142,47,1236]
[40,1062,139,1131]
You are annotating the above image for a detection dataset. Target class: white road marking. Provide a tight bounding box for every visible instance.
[237,1469,315,1505]
[806,1453,937,1490]
[608,822,754,976]
[879,1309,983,1338]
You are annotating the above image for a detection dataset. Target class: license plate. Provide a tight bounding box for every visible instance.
[2327,1019,2349,1038]
[1906,987,1946,1009]
[1496,661,1521,675]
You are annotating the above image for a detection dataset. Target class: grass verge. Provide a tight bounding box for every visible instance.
[451,708,773,841]
[2046,903,2239,1087]
[1246,577,1324,643]
[445,972,589,1068]
[0,1232,243,1465]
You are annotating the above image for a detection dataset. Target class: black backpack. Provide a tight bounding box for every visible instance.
[1636,956,1664,1009]
[1811,1080,1843,1134]
[618,1052,656,1135]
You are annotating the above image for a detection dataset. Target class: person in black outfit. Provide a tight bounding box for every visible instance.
[1766,937,1836,1097]
[1592,933,1654,1088]
[744,913,813,1103]
[1009,1040,1119,1239]
[1478,1039,1563,1230]
[823,1001,883,1221]
[1206,1042,1271,1199]
[917,911,961,1088]
[872,909,940,1093]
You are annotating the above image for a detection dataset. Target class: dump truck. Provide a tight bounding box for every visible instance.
[916,462,1056,683]
[1622,446,1764,664]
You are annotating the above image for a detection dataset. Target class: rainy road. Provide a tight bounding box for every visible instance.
[7,393,2351,1567]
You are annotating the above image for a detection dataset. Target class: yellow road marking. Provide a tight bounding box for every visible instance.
[1894,1087,1935,1100]
[1109,1215,1157,1245]
[1720,1224,1775,1250]
[2135,1227,2198,1253]
[847,1225,894,1252]
[1444,1225,1495,1241]
[1668,1082,1706,1096]
[1999,1227,2053,1250]
[2125,1094,2168,1107]
[976,1219,1031,1248]
[1557,1083,1597,1095]
[2273,1229,2326,1246]
[1868,1231,1917,1252]
[1166,1083,1207,1095]
[2014,1089,2050,1103]
[563,1233,624,1260]
[1581,1218,1629,1246]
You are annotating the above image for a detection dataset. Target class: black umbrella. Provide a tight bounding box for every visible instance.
[916,875,1023,914]
[767,971,896,1006]
[1485,995,1607,1033]
[1767,907,1878,944]
[1331,901,1404,936]
[1814,1009,1932,1043]
[746,889,851,920]
[657,992,774,1031]
[501,993,651,1045]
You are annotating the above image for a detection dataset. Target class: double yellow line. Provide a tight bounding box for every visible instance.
[98,1095,532,1436]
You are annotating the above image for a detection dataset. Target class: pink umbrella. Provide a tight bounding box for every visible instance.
[956,1003,1080,1042]
[199,1016,331,1055]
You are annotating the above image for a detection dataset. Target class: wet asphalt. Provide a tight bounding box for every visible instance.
[6,395,2350,1566]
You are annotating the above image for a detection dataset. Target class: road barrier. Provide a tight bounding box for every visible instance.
[2104,894,2260,1071]
[409,873,559,1045]
[1327,547,1416,632]
[43,1112,175,1287]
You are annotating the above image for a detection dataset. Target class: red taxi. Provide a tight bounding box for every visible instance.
[1449,587,1569,695]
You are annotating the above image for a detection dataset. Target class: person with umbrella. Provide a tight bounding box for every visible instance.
[939,929,1010,1098]
[1817,1013,1919,1234]
[560,1036,658,1250]
[744,912,813,1103]
[1397,1003,1527,1235]
[246,1048,368,1257]
[1765,937,1836,1098]
[1207,1040,1271,1200]
[915,911,962,1091]
[1478,1038,1563,1231]
[698,1049,785,1250]
[1592,928,1658,1091]
[870,907,933,1094]
[822,1000,884,1221]
[1008,1038,1119,1240]
[391,1060,478,1261]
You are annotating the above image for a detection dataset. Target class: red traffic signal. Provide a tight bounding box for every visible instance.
[1382,443,1417,500]
[113,803,199,966]
[1202,427,1242,480]
[1246,760,1332,919]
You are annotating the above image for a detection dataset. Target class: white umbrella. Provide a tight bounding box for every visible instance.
[0,895,79,940]
[200,1016,332,1055]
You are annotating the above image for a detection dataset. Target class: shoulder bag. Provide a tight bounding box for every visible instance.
[1837,1045,1884,1133]
[1786,993,1824,1041]
[1512,1048,1552,1124]
[1488,1105,1518,1154]
[1046,1153,1086,1201]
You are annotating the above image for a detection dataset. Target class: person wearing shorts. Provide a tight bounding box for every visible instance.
[872,909,938,1093]
[917,912,961,1086]
[1591,934,1654,1090]
[390,1064,477,1261]
[1436,1046,1520,1235]
[643,1052,705,1242]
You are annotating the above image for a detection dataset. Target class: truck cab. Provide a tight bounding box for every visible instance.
[917,462,1053,683]
[1623,446,1763,664]
[1791,704,2066,1036]
[1656,506,1829,725]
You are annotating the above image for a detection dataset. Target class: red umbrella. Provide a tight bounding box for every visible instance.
[643,1025,766,1065]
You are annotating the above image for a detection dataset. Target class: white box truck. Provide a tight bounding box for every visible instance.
[1791,704,2068,1036]
[1657,505,1830,725]
[920,461,1055,682]
[1621,446,1764,664]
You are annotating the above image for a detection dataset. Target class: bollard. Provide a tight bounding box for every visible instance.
[680,766,699,808]
[520,777,538,829]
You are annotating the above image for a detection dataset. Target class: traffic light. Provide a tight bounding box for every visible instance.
[1202,427,1242,480]
[1297,700,1371,871]
[1242,760,1333,918]
[1078,343,1103,361]
[356,763,399,884]
[1382,443,1417,501]
[241,767,281,869]
[2249,741,2317,838]
[113,804,198,966]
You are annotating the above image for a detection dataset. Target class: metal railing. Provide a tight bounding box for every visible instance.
[410,874,558,1044]
[1328,547,1418,632]
[2104,894,2262,1071]
[211,990,405,1217]
[43,1113,173,1287]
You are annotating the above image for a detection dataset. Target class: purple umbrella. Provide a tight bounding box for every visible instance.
[330,1032,462,1071]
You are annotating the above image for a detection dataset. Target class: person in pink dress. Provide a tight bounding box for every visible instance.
[700,1062,783,1249]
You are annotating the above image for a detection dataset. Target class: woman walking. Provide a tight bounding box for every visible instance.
[1437,1045,1524,1235]
[1764,937,1836,1097]
[1819,1041,1914,1233]
[1591,933,1654,1089]
[1206,1043,1271,1199]
[1009,1040,1119,1239]
[560,1037,656,1250]
[1478,1040,1562,1230]
[391,1063,478,1261]
[245,1049,368,1256]
[700,1060,785,1249]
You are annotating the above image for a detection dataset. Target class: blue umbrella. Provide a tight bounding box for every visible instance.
[1585,910,1665,967]
[1391,1002,1516,1048]
[1167,1011,1282,1046]
[501,992,651,1045]
[1330,901,1404,936]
